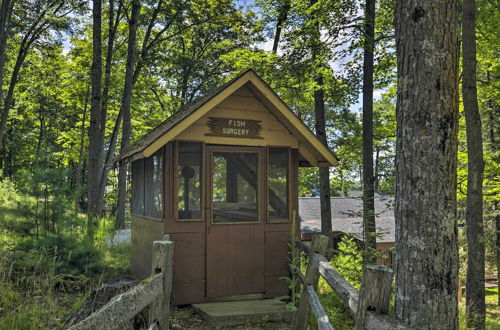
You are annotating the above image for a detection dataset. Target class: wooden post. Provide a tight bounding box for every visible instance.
[355,264,393,330]
[293,234,329,330]
[149,235,174,329]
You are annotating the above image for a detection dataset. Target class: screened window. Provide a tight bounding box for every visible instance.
[268,148,289,221]
[131,159,144,215]
[177,142,202,220]
[131,149,163,219]
[212,152,259,223]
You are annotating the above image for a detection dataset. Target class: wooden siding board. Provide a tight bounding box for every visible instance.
[265,275,289,298]
[265,231,290,276]
[173,279,205,305]
[172,256,205,281]
[131,215,164,280]
[174,98,300,148]
[169,232,205,257]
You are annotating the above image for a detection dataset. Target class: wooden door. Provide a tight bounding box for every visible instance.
[206,146,265,298]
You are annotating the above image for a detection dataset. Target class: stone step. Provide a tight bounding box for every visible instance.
[192,299,295,328]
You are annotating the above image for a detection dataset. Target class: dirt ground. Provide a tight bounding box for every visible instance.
[169,305,292,330]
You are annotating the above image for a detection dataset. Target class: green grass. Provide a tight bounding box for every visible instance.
[459,287,500,330]
[0,241,131,330]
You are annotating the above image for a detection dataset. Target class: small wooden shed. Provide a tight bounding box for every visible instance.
[116,69,338,305]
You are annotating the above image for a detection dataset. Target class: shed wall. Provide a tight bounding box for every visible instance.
[131,215,164,279]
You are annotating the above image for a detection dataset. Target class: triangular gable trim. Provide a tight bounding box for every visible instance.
[131,70,338,166]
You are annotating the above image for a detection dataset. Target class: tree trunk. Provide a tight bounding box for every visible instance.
[362,0,377,265]
[0,44,28,152]
[394,0,460,328]
[462,0,486,327]
[0,1,63,154]
[0,0,11,152]
[87,0,103,225]
[96,0,122,216]
[310,0,332,242]
[116,0,140,230]
[272,0,290,54]
[75,86,90,213]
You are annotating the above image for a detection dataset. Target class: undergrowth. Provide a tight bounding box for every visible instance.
[0,176,131,329]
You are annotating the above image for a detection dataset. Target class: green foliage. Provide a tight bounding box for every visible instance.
[0,177,131,328]
[314,278,355,330]
[330,235,363,289]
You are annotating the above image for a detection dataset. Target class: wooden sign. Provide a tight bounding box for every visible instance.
[206,117,262,139]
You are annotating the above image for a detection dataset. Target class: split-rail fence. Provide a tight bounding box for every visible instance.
[68,235,174,330]
[293,234,413,330]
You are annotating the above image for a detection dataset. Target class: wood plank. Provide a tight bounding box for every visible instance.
[149,239,174,329]
[207,225,228,298]
[355,265,393,330]
[217,95,270,111]
[69,274,162,330]
[173,279,206,305]
[131,216,164,279]
[264,275,289,298]
[293,235,329,330]
[232,84,254,97]
[265,231,289,275]
[311,253,412,330]
[252,224,266,293]
[305,285,334,330]
[173,256,205,281]
[169,232,205,257]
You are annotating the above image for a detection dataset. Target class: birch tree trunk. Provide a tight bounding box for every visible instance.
[362,0,376,264]
[116,0,140,229]
[462,0,485,327]
[395,0,460,328]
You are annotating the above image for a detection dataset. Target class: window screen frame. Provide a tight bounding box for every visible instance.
[266,146,292,223]
[131,158,145,216]
[207,145,265,225]
[131,148,164,221]
[174,140,205,222]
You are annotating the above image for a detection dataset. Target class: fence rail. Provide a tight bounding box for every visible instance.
[69,235,174,330]
[293,235,413,330]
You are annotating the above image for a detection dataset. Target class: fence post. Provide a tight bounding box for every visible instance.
[149,235,174,329]
[293,234,329,330]
[355,264,393,330]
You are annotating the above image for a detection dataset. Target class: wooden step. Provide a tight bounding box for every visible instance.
[192,299,295,328]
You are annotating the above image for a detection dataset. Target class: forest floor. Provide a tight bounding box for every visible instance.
[458,287,500,329]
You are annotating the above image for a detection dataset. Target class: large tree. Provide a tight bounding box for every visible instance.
[394,0,460,328]
[116,0,140,229]
[0,0,80,155]
[462,0,485,327]
[87,0,103,221]
[362,0,377,264]
[310,0,332,241]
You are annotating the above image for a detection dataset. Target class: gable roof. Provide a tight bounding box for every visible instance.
[116,69,338,166]
[299,196,395,243]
